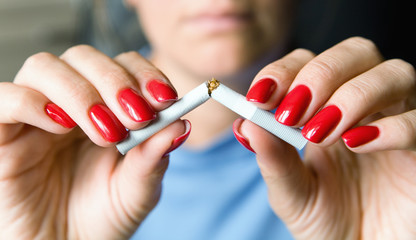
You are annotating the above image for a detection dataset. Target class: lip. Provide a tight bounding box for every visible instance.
[183,12,252,34]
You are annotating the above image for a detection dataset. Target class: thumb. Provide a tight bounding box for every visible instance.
[234,118,314,223]
[113,120,190,228]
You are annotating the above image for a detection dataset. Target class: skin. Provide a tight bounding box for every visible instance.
[134,0,295,146]
[135,0,293,78]
[0,0,415,239]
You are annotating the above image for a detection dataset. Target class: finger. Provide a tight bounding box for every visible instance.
[114,51,178,109]
[246,49,315,109]
[0,83,79,179]
[275,37,384,127]
[112,120,190,227]
[342,110,416,152]
[302,59,416,145]
[233,118,314,222]
[0,82,75,140]
[61,46,159,130]
[15,52,127,146]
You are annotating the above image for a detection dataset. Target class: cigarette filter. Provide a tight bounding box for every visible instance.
[116,82,210,155]
[209,79,307,150]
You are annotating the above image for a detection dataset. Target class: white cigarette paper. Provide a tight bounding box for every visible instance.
[116,83,210,155]
[210,83,307,150]
[117,79,307,155]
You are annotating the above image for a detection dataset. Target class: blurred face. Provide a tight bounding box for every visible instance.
[129,0,294,78]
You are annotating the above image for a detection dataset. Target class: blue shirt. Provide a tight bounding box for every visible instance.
[131,128,294,240]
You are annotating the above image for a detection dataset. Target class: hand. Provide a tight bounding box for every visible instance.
[0,46,189,239]
[235,37,416,239]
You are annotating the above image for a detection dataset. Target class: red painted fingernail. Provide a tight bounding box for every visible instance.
[163,120,191,156]
[89,104,128,143]
[342,126,379,148]
[275,85,312,126]
[246,78,277,103]
[45,103,77,128]
[118,88,156,122]
[232,119,255,153]
[146,80,178,103]
[302,105,342,143]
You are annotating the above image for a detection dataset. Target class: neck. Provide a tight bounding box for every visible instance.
[150,48,283,149]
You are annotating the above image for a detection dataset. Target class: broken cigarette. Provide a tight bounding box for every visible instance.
[117,78,307,155]
[116,82,210,155]
[208,78,307,150]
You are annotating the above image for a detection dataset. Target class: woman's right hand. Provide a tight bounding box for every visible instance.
[0,45,189,239]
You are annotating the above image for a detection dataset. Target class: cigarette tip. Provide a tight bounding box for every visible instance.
[207,77,220,96]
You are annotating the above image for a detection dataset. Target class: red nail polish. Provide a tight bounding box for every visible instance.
[246,78,277,103]
[232,119,255,153]
[89,104,128,143]
[118,88,156,122]
[163,120,191,156]
[302,105,342,143]
[45,103,77,128]
[275,85,312,126]
[342,126,379,148]
[146,80,178,103]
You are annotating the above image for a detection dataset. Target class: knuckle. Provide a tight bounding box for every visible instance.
[65,85,92,104]
[263,61,293,77]
[116,51,141,59]
[23,52,56,69]
[16,52,58,84]
[61,44,95,59]
[263,49,316,82]
[291,48,316,59]
[101,67,131,85]
[308,56,340,81]
[344,37,382,60]
[343,78,375,106]
[396,112,416,148]
[384,59,416,82]
[346,36,377,51]
[10,89,36,117]
[67,85,94,104]
[115,52,164,81]
[267,61,296,80]
[133,69,165,84]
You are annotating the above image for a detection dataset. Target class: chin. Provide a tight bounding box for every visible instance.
[192,58,245,78]
[184,39,259,78]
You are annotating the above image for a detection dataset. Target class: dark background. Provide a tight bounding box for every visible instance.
[294,0,415,65]
[78,0,415,65]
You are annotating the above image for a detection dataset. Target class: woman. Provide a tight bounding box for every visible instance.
[0,0,415,239]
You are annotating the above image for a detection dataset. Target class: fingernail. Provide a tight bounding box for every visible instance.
[163,120,191,156]
[275,85,312,126]
[342,126,379,148]
[146,80,178,103]
[246,78,277,103]
[45,103,77,128]
[118,88,156,122]
[232,119,255,153]
[302,105,342,143]
[89,104,128,143]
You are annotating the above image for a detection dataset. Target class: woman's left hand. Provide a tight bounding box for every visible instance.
[235,37,416,239]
